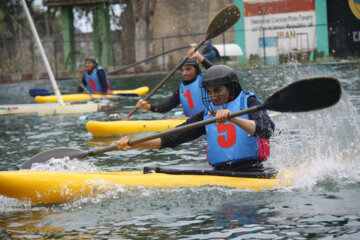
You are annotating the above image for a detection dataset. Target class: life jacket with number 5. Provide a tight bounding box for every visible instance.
[179,74,206,117]
[84,67,110,93]
[203,91,270,167]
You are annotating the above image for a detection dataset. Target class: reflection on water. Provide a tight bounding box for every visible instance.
[0,62,360,238]
[2,192,360,239]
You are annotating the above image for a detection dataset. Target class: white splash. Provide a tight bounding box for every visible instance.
[271,91,360,190]
[29,157,100,172]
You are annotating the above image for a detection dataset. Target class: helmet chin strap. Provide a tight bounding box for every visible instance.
[182,76,197,85]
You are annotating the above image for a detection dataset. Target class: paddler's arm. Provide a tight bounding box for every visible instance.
[116,112,206,150]
[216,96,275,139]
[77,76,86,93]
[136,89,180,112]
[97,69,108,95]
[116,136,162,150]
[215,109,256,136]
[248,96,275,139]
[161,111,206,148]
[149,89,180,113]
[188,48,214,69]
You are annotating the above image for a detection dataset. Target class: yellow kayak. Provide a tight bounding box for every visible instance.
[35,86,149,103]
[86,118,187,136]
[86,112,280,137]
[0,169,292,204]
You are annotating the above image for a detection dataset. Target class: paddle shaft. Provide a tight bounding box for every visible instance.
[89,76,342,157]
[89,105,262,157]
[124,40,207,120]
[124,4,241,120]
[22,76,341,165]
[109,45,191,75]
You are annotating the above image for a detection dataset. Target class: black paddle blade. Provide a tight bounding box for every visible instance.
[206,4,241,40]
[263,77,342,112]
[21,147,87,169]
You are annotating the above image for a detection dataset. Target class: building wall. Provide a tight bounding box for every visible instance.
[121,0,234,68]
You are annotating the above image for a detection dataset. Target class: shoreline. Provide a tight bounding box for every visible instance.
[1,60,359,85]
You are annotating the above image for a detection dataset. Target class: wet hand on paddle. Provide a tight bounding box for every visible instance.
[116,136,133,150]
[188,48,205,63]
[214,109,256,135]
[214,109,231,125]
[136,99,151,110]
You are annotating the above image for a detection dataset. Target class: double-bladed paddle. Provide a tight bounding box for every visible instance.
[123,4,241,120]
[21,76,342,169]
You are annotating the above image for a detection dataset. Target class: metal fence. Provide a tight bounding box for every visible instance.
[1,22,358,77]
[0,30,227,77]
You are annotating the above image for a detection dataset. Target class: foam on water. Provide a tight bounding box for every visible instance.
[28,157,100,172]
[0,158,104,209]
[271,90,360,190]
[0,196,33,212]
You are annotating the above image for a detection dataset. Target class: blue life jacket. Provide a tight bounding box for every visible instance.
[179,74,206,117]
[84,67,110,93]
[203,91,260,167]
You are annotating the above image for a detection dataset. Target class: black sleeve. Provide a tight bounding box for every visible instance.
[97,69,108,94]
[247,96,275,139]
[150,88,181,113]
[161,111,206,148]
[200,57,214,69]
[77,76,86,93]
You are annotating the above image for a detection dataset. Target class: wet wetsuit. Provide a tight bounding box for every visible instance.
[160,96,275,171]
[150,58,213,113]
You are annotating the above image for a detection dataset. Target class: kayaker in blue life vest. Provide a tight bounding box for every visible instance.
[135,48,214,117]
[116,65,275,171]
[77,56,110,95]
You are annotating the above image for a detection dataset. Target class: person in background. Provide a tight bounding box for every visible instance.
[116,65,275,172]
[202,40,220,63]
[78,56,110,95]
[135,48,214,117]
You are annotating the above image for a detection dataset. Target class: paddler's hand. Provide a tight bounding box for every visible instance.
[116,136,133,150]
[136,99,151,110]
[214,109,231,125]
[187,48,204,62]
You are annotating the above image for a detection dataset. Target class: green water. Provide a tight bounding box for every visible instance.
[0,62,360,239]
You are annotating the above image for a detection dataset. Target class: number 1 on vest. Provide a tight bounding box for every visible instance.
[184,90,194,109]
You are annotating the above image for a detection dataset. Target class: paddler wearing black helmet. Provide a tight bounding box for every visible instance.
[135,48,214,117]
[78,56,110,95]
[117,65,275,172]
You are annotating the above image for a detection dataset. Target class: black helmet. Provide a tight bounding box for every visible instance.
[201,65,242,112]
[182,57,201,75]
[201,65,239,88]
[85,56,98,66]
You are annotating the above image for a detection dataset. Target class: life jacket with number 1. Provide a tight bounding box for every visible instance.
[203,91,270,167]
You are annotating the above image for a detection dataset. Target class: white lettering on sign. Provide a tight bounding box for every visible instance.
[353,31,360,42]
